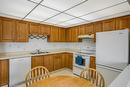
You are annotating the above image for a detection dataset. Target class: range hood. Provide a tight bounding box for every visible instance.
[78,34,94,39]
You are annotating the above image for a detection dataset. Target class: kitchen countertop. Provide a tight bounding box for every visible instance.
[0,49,79,60]
[108,64,130,87]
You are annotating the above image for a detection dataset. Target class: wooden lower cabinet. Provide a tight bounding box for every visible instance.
[31,56,44,68]
[31,53,73,72]
[53,54,62,70]
[64,53,73,69]
[43,55,54,72]
[0,60,9,86]
[90,56,96,69]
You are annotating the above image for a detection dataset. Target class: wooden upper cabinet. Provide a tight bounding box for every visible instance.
[67,27,80,42]
[78,25,86,35]
[85,23,94,34]
[1,17,16,42]
[93,21,103,32]
[66,26,80,42]
[116,15,130,30]
[66,28,72,42]
[15,21,29,42]
[58,28,66,42]
[102,18,116,31]
[0,60,9,86]
[40,24,50,35]
[48,26,59,42]
[29,22,41,35]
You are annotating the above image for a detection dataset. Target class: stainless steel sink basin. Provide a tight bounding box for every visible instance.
[30,50,49,54]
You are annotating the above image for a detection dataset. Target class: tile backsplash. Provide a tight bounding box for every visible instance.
[0,38,95,53]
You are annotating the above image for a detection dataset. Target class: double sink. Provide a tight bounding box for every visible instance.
[30,49,49,55]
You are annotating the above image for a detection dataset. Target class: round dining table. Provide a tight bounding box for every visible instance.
[28,75,97,87]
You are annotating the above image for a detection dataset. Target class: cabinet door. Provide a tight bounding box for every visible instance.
[70,27,79,42]
[29,22,40,35]
[0,17,2,41]
[66,28,72,42]
[31,56,44,68]
[93,21,103,32]
[40,24,50,35]
[67,53,73,69]
[90,56,96,69]
[0,60,9,86]
[85,23,94,34]
[53,54,62,70]
[58,28,66,42]
[93,21,103,42]
[78,25,86,35]
[61,53,66,68]
[1,17,16,41]
[15,21,29,42]
[65,53,73,69]
[102,18,116,31]
[43,55,54,72]
[48,26,59,42]
[116,15,130,30]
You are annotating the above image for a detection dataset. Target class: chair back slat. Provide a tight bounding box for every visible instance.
[26,66,50,87]
[80,68,105,87]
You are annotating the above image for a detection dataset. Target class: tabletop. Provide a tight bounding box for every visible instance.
[28,75,97,87]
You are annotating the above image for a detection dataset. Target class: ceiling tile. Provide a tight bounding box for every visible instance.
[80,2,130,21]
[44,13,75,24]
[40,0,86,11]
[66,0,127,16]
[0,0,37,18]
[60,18,85,26]
[26,5,60,21]
[30,0,42,3]
[58,23,72,27]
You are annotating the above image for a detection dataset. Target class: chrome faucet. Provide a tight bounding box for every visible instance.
[36,49,41,54]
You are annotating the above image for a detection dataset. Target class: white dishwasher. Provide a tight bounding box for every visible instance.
[9,57,31,87]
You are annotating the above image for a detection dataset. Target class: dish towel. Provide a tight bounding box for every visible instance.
[76,55,83,65]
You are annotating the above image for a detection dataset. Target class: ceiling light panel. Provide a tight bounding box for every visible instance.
[26,5,59,21]
[44,13,75,24]
[0,0,37,18]
[66,0,127,16]
[80,2,130,21]
[40,0,86,11]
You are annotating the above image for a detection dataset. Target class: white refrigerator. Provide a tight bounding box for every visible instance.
[96,29,129,87]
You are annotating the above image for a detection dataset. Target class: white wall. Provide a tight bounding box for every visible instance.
[0,38,95,53]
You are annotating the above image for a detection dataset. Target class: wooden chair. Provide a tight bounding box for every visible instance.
[25,66,50,87]
[80,68,105,87]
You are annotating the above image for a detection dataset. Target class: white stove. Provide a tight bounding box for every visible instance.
[73,47,95,75]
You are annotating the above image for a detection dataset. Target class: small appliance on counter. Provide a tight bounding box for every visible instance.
[73,46,95,75]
